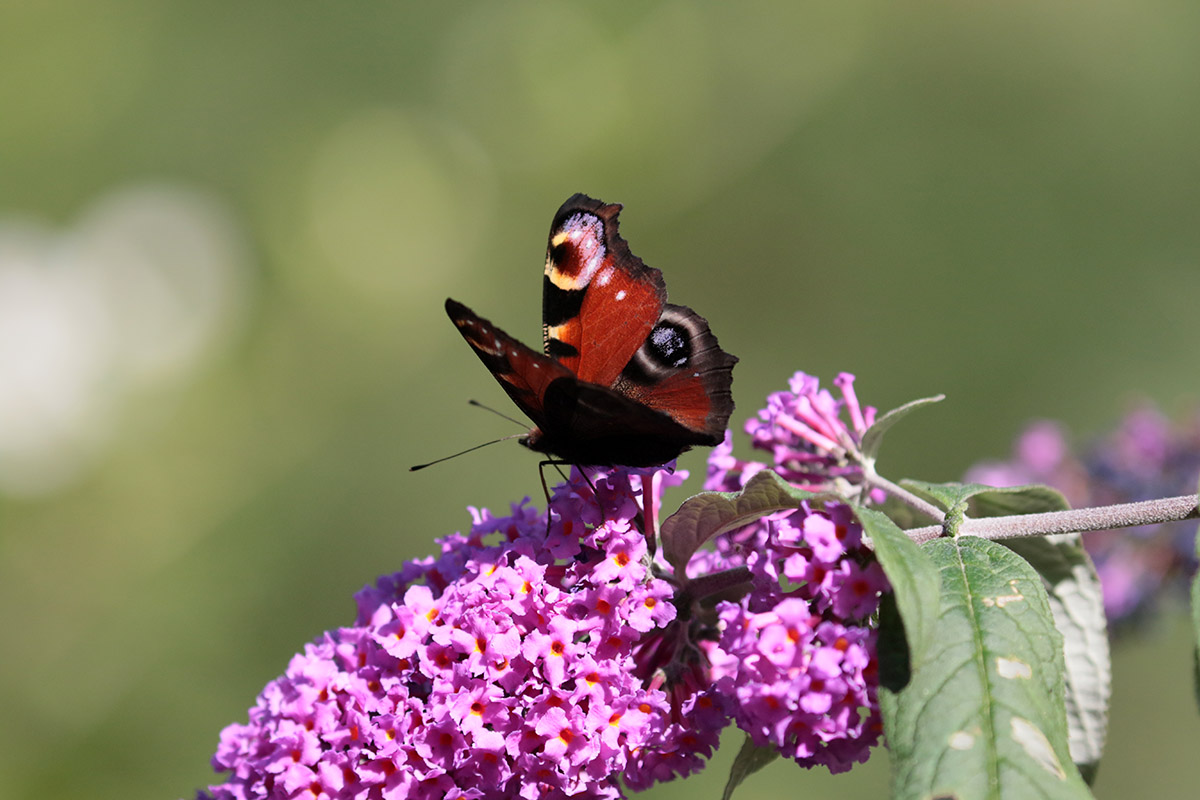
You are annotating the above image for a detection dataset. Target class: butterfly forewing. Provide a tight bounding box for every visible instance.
[445,298,571,428]
[542,194,666,387]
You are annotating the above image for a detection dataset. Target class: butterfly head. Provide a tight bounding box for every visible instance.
[517,428,542,453]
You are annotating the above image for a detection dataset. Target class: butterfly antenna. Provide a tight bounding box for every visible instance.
[409,433,525,471]
[468,399,528,429]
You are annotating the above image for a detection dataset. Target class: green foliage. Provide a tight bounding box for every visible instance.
[894,479,1110,785]
[968,485,1072,518]
[901,480,1070,519]
[881,536,1093,800]
[1003,535,1108,785]
[901,480,1013,515]
[857,507,940,670]
[965,484,1108,784]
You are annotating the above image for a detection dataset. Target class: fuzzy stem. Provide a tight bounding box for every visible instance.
[905,494,1200,544]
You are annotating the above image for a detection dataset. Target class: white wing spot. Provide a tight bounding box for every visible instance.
[562,213,607,286]
[615,289,626,301]
[597,266,614,286]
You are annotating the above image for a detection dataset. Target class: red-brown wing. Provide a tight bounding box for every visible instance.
[445,298,573,428]
[609,304,737,442]
[530,377,719,467]
[541,194,666,387]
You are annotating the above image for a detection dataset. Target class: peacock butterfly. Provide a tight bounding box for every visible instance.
[444,193,737,468]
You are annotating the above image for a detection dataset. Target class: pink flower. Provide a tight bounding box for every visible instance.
[705,372,880,504]
[202,469,692,800]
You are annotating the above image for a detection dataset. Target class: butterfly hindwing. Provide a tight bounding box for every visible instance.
[612,303,736,442]
[535,377,718,467]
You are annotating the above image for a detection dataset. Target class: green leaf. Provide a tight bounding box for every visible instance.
[722,735,779,800]
[966,485,1107,784]
[901,480,1070,517]
[900,479,993,512]
[881,536,1093,800]
[856,507,940,672]
[659,470,818,575]
[876,593,912,692]
[1004,535,1109,785]
[859,394,945,462]
[969,485,1071,517]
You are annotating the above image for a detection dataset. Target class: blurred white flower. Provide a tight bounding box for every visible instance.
[0,183,249,496]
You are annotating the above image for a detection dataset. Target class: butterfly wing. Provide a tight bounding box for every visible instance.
[445,298,573,429]
[539,194,737,454]
[532,375,725,467]
[541,194,667,387]
[610,302,737,444]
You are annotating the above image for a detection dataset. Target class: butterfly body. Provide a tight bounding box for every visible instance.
[447,194,736,468]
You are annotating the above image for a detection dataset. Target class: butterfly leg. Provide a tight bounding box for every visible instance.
[537,460,553,533]
[537,460,570,535]
[574,465,599,497]
[538,460,598,534]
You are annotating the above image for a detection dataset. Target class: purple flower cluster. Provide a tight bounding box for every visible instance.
[691,502,886,772]
[705,372,880,503]
[697,372,888,770]
[202,469,692,800]
[201,373,892,798]
[967,405,1200,624]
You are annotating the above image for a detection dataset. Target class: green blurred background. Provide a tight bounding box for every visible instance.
[2,2,1198,798]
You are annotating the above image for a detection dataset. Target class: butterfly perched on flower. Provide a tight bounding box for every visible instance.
[444,194,736,468]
